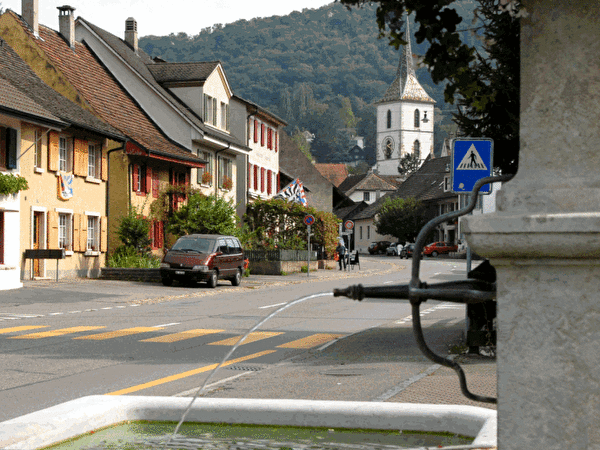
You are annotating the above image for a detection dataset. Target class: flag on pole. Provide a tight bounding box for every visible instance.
[273,178,307,206]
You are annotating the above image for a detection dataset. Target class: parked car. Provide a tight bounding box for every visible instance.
[160,234,245,288]
[399,243,415,259]
[423,241,458,257]
[386,243,402,256]
[368,241,392,255]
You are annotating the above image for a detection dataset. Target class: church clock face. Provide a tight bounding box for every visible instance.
[382,137,394,159]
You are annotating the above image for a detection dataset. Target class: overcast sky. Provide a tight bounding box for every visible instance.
[2,0,335,37]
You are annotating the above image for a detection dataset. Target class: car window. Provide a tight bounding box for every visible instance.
[217,239,228,254]
[232,238,243,254]
[225,238,238,254]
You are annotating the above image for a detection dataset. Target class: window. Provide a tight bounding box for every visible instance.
[363,191,370,202]
[359,226,363,240]
[58,212,72,251]
[87,215,100,251]
[197,151,213,185]
[220,102,229,131]
[413,140,421,160]
[132,164,145,193]
[34,129,43,169]
[204,94,218,126]
[414,109,420,128]
[387,110,391,129]
[88,143,100,179]
[218,156,233,189]
[444,176,451,192]
[0,126,17,170]
[367,226,370,240]
[59,136,73,172]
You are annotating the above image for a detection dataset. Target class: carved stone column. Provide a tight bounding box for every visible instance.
[462,1,600,448]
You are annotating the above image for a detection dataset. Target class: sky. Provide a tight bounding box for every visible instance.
[2,0,334,37]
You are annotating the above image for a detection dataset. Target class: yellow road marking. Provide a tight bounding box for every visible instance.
[277,333,345,349]
[73,327,163,340]
[140,329,224,343]
[10,326,106,339]
[208,331,283,346]
[105,349,276,395]
[0,326,47,334]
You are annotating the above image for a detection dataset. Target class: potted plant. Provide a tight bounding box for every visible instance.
[201,171,212,185]
[222,176,233,191]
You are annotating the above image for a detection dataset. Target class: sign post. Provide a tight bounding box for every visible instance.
[344,220,355,252]
[303,215,315,277]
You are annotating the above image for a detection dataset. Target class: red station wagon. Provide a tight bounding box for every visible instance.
[422,241,458,257]
[160,234,245,288]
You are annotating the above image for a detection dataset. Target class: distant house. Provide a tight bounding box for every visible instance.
[350,155,458,253]
[338,173,397,205]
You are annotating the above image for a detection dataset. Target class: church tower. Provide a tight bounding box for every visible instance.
[375,19,435,176]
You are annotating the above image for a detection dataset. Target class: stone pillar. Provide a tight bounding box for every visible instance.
[462,1,600,448]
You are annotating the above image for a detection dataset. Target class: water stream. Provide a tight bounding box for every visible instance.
[163,291,334,448]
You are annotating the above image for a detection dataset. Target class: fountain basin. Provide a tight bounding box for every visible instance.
[0,396,496,449]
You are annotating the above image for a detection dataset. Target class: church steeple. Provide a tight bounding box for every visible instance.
[379,19,434,104]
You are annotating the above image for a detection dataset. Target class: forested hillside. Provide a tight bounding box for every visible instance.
[140,1,478,166]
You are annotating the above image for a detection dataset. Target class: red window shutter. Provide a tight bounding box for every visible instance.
[277,172,280,191]
[275,132,278,152]
[261,167,265,192]
[145,166,152,194]
[261,124,265,147]
[254,120,258,143]
[158,221,164,248]
[254,165,258,190]
[132,165,139,192]
[267,170,272,194]
[152,169,159,198]
[267,128,272,149]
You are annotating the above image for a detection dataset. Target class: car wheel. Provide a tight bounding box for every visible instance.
[206,270,218,288]
[431,251,438,257]
[231,269,242,286]
[161,277,173,286]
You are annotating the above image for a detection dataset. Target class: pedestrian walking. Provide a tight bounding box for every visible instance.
[336,240,347,271]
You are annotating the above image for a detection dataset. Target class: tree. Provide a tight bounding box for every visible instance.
[397,153,421,177]
[167,194,238,237]
[117,207,151,254]
[340,0,521,174]
[374,197,430,243]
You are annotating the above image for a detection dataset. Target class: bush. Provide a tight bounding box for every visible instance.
[107,245,160,268]
[0,173,28,195]
[117,207,151,255]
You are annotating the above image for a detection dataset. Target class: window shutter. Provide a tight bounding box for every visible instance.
[132,165,139,192]
[73,213,80,252]
[253,120,258,143]
[267,170,272,194]
[158,221,164,248]
[48,131,59,172]
[253,165,258,190]
[48,211,59,249]
[277,172,280,192]
[101,144,108,181]
[145,166,152,194]
[79,214,88,251]
[260,167,265,193]
[73,138,87,177]
[267,128,272,150]
[6,128,17,170]
[100,216,108,252]
[274,132,278,152]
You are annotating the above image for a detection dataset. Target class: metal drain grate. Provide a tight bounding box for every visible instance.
[227,364,265,372]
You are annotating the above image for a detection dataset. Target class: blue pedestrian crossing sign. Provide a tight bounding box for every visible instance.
[452,138,494,194]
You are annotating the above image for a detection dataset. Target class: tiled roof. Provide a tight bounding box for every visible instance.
[78,18,248,150]
[338,173,367,193]
[314,163,348,187]
[346,173,398,195]
[351,156,456,220]
[147,61,220,84]
[8,13,203,165]
[0,67,65,127]
[0,15,123,140]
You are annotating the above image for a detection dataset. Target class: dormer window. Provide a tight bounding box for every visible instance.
[203,94,217,126]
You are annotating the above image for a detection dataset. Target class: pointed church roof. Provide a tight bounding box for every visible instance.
[379,20,435,104]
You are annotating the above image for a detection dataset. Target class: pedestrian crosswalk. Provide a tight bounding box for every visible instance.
[0,324,345,350]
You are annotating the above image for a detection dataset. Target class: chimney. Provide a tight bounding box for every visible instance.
[125,18,138,52]
[57,5,76,48]
[22,0,39,36]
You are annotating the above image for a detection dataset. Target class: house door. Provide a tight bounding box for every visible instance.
[32,211,44,277]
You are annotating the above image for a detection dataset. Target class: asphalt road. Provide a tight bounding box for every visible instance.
[0,256,469,422]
